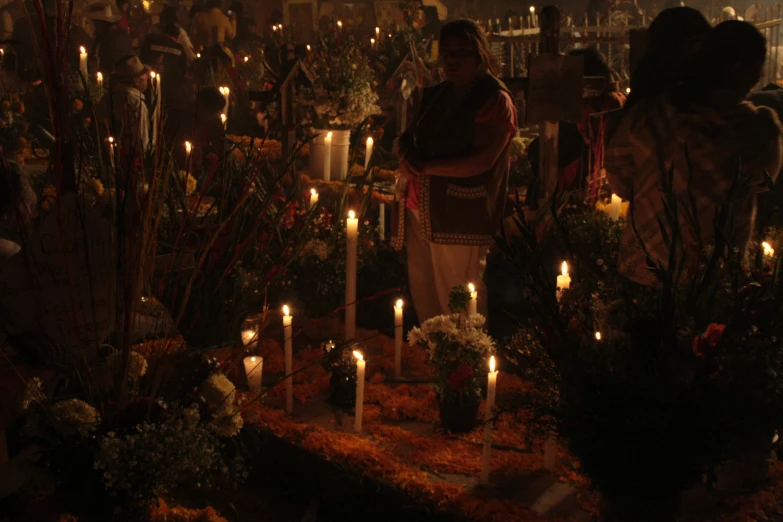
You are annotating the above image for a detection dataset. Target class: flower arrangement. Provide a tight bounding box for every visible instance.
[295,33,380,130]
[408,288,495,407]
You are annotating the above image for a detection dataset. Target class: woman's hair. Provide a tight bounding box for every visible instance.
[438,19,498,76]
[569,46,613,80]
[625,6,710,109]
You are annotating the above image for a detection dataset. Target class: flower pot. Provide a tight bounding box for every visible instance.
[308,129,351,181]
[437,397,480,434]
[599,493,680,522]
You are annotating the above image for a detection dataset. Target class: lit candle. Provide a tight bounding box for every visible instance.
[609,193,622,220]
[309,188,319,209]
[241,327,258,348]
[379,202,385,238]
[185,141,193,173]
[197,52,201,58]
[354,350,366,432]
[337,20,343,30]
[530,6,537,27]
[394,299,403,379]
[220,86,230,114]
[243,356,263,392]
[244,56,250,63]
[150,71,160,146]
[79,46,88,79]
[375,26,380,40]
[283,305,293,413]
[480,356,499,484]
[556,262,571,301]
[595,331,602,341]
[96,71,103,93]
[763,241,775,259]
[468,283,478,316]
[306,44,311,52]
[364,137,373,169]
[107,136,115,169]
[324,131,333,182]
[221,113,227,131]
[345,210,359,340]
[370,37,376,49]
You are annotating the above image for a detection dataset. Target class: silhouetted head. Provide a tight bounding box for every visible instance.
[439,19,497,86]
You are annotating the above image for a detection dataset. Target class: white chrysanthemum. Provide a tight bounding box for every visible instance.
[200,373,237,415]
[50,399,100,436]
[300,239,329,260]
[21,377,45,411]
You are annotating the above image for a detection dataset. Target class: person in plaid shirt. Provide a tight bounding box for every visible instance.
[605,21,783,286]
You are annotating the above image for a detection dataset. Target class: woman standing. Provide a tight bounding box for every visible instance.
[392,20,518,322]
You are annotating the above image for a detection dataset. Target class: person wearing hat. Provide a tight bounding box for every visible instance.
[189,0,236,50]
[86,2,132,76]
[109,55,151,156]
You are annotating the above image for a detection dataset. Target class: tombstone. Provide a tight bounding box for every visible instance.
[0,193,116,365]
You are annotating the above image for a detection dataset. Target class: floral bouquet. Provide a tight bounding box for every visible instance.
[295,33,380,130]
[408,288,495,432]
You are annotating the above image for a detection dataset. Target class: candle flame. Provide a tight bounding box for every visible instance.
[283,305,290,317]
[306,44,311,51]
[97,71,103,80]
[80,46,86,54]
[353,350,363,361]
[396,299,403,309]
[376,26,380,33]
[763,241,775,256]
[371,38,375,44]
[108,136,114,144]
[326,131,333,140]
[244,56,250,62]
[626,87,631,94]
[490,356,496,372]
[366,137,373,146]
[337,20,343,27]
[468,283,475,293]
[561,261,568,276]
[348,210,356,219]
[197,52,201,58]
[251,356,256,362]
[530,6,535,12]
[185,141,192,153]
[311,188,317,196]
[149,70,156,78]
[221,113,227,123]
[595,332,601,340]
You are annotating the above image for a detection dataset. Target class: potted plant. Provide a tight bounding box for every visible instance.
[297,33,380,181]
[408,287,495,433]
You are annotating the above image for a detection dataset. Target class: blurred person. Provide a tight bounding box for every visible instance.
[86,2,132,76]
[189,0,236,50]
[147,3,197,63]
[606,20,783,286]
[115,0,130,33]
[109,55,151,157]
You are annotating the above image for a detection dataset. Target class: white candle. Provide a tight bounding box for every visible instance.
[150,71,160,146]
[96,71,103,94]
[375,26,380,41]
[185,141,193,173]
[364,137,373,170]
[221,113,227,131]
[378,202,385,238]
[609,193,622,220]
[556,261,571,301]
[309,188,319,209]
[107,136,116,170]
[324,131,333,182]
[468,283,478,316]
[283,305,293,413]
[354,350,366,432]
[220,86,230,115]
[243,356,263,392]
[394,299,403,379]
[480,356,498,484]
[370,37,376,50]
[79,46,88,79]
[345,210,358,340]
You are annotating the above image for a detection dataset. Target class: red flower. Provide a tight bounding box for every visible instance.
[448,362,474,391]
[693,323,726,356]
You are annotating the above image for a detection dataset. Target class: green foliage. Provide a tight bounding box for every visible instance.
[448,285,470,314]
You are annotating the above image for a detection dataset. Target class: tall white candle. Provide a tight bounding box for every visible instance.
[96,71,103,95]
[354,350,366,432]
[324,131,333,181]
[556,261,571,301]
[79,46,88,79]
[364,137,373,170]
[243,356,263,392]
[345,210,358,340]
[375,26,380,41]
[108,136,116,170]
[309,188,319,209]
[468,283,478,316]
[394,299,403,379]
[150,71,160,147]
[283,305,293,413]
[221,113,227,131]
[480,356,499,484]
[378,202,385,238]
[609,193,622,220]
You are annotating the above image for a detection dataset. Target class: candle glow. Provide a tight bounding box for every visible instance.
[763,241,775,257]
[348,210,355,219]
[561,261,568,276]
[490,355,496,372]
[394,299,404,378]
[185,141,192,154]
[595,332,602,341]
[283,304,290,317]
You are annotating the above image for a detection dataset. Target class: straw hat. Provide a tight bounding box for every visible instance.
[113,55,151,79]
[84,3,122,23]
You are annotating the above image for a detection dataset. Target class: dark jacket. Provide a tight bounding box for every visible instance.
[92,27,133,75]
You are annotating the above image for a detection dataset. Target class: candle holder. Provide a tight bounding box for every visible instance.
[241,313,262,349]
[323,341,357,422]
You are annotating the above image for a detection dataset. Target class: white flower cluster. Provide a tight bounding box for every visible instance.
[50,398,101,437]
[199,373,244,437]
[408,313,495,356]
[299,239,329,260]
